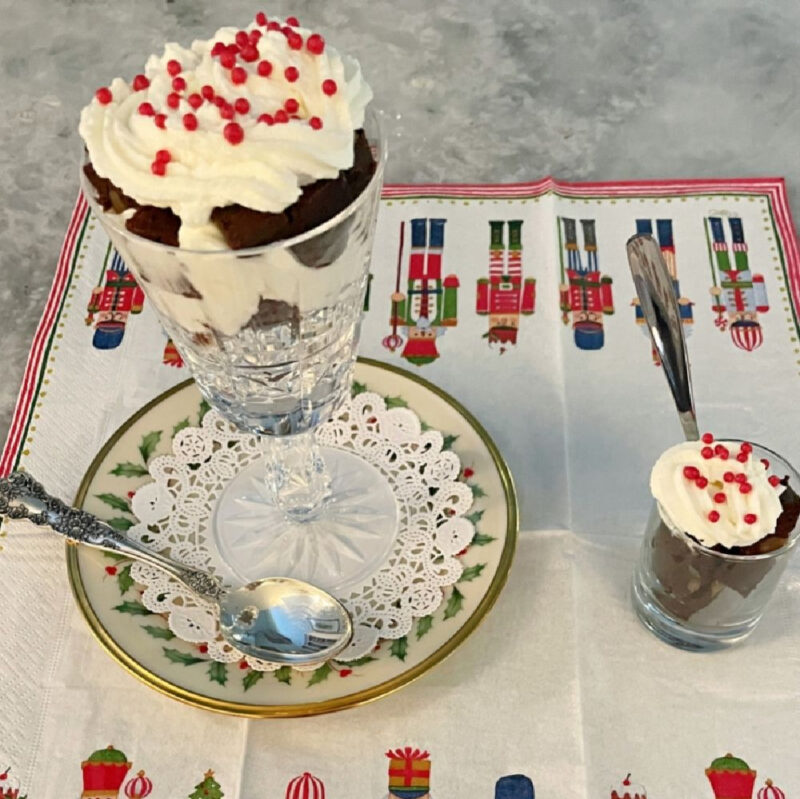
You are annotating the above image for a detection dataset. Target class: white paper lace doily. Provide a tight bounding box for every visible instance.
[126,391,474,671]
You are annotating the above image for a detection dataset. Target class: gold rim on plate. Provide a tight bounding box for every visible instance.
[67,357,518,717]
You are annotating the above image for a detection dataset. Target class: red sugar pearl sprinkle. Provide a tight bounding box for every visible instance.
[213,95,227,107]
[138,102,155,116]
[287,33,303,50]
[240,44,260,62]
[257,59,273,77]
[234,98,251,114]
[701,432,714,444]
[231,66,248,84]
[286,15,300,26]
[201,84,215,100]
[211,41,226,57]
[166,92,181,109]
[285,66,299,83]
[187,93,203,109]
[708,510,720,523]
[183,112,198,130]
[309,116,323,129]
[249,30,262,43]
[220,51,237,69]
[739,483,753,494]
[284,98,299,114]
[744,513,758,524]
[761,458,770,469]
[255,11,267,26]
[306,33,325,55]
[95,87,113,104]
[166,59,182,76]
[736,452,748,463]
[154,113,167,129]
[741,442,753,454]
[734,473,747,483]
[695,476,709,489]
[322,78,338,96]
[223,121,244,144]
[274,109,289,123]
[267,21,282,31]
[219,103,235,120]
[714,444,729,459]
[769,475,782,487]
[713,492,727,504]
[155,149,171,163]
[258,112,274,125]
[235,30,250,47]
[683,466,700,480]
[701,446,714,460]
[172,76,187,92]
[723,472,735,483]
[132,74,150,91]
[151,160,166,176]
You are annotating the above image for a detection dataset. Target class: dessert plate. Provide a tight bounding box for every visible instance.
[67,358,517,717]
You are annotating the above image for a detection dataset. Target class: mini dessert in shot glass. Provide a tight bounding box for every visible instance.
[632,433,800,650]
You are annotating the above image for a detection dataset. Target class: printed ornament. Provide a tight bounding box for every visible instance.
[124,770,153,799]
[0,768,21,799]
[705,754,757,799]
[386,748,431,799]
[285,772,325,799]
[758,779,786,799]
[611,773,646,799]
[188,769,223,799]
[495,774,535,799]
[81,745,132,799]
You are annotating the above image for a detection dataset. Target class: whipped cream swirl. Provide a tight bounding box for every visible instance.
[79,15,373,247]
[650,439,785,549]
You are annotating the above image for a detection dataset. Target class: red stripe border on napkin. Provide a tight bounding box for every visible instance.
[2,178,798,476]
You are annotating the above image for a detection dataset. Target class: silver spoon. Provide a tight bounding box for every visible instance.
[0,471,352,665]
[627,233,699,441]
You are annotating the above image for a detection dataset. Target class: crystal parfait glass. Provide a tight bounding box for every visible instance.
[80,111,396,594]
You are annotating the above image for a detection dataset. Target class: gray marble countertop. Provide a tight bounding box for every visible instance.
[1,0,798,442]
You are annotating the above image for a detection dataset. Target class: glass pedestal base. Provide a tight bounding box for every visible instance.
[212,447,399,594]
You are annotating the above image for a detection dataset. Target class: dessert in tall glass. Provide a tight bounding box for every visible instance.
[78,13,393,591]
[632,434,800,650]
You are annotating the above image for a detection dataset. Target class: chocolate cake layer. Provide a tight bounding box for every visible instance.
[83,130,376,250]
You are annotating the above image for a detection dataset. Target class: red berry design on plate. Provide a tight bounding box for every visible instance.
[166,59,182,76]
[463,467,475,479]
[339,668,352,677]
[183,113,198,130]
[257,59,273,77]
[306,33,325,54]
[744,513,758,524]
[105,566,117,576]
[198,644,209,653]
[132,74,150,91]
[95,87,113,104]
[234,98,251,114]
[231,66,248,85]
[322,78,338,96]
[127,490,136,499]
[223,122,244,144]
[701,432,714,444]
[708,510,720,523]
[285,66,299,82]
[239,660,249,670]
[309,116,323,130]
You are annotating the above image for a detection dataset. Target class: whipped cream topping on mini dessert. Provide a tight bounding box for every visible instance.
[79,12,372,247]
[650,435,786,549]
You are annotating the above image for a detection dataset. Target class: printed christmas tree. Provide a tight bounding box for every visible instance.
[188,769,223,799]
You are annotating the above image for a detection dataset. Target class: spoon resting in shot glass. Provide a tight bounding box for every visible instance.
[0,471,352,666]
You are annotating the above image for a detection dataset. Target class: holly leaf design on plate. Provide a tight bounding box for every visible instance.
[109,462,149,478]
[208,661,228,686]
[274,666,292,685]
[337,655,376,667]
[95,493,131,513]
[104,552,128,563]
[416,615,434,640]
[243,670,265,691]
[471,531,497,546]
[442,434,458,451]
[384,395,408,409]
[163,647,205,666]
[307,663,332,687]
[172,418,190,437]
[470,483,487,499]
[117,564,134,595]
[389,636,408,662]
[458,563,486,582]
[465,509,485,526]
[198,399,211,424]
[351,380,367,397]
[138,431,162,464]
[106,517,135,532]
[113,600,151,616]
[443,586,465,620]
[141,624,175,640]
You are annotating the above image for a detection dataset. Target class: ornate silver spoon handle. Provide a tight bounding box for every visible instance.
[627,233,700,442]
[0,471,224,600]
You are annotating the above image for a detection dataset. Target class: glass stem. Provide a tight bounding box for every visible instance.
[261,430,332,522]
